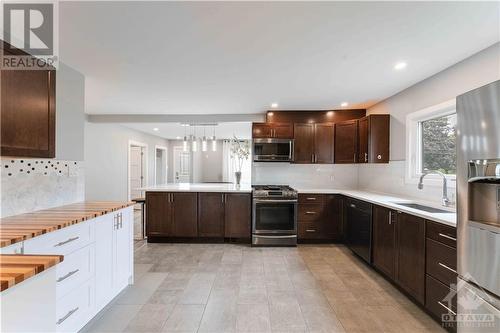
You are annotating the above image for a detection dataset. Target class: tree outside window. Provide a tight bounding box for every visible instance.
[420,113,457,175]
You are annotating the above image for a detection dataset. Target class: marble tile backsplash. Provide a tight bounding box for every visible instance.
[1,158,85,217]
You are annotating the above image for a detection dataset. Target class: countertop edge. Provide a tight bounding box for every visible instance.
[0,254,64,292]
[0,201,134,248]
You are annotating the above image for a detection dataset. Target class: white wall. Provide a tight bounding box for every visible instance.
[84,122,169,201]
[56,63,85,161]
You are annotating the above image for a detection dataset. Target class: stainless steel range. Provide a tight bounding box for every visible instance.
[252,185,298,246]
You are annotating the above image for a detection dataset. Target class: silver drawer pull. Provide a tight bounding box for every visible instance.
[438,262,457,274]
[438,233,456,242]
[57,269,79,283]
[306,197,316,200]
[57,307,79,325]
[54,236,79,247]
[437,301,456,316]
[305,211,317,215]
[350,203,356,208]
[306,229,316,232]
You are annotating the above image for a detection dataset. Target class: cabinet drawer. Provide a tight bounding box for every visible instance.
[24,220,94,255]
[298,204,324,222]
[426,238,457,287]
[56,278,94,333]
[425,275,457,327]
[426,221,456,248]
[298,223,323,239]
[298,194,325,204]
[56,243,95,300]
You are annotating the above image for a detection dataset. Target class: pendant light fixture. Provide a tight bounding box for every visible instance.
[191,125,198,152]
[202,127,208,152]
[182,124,188,152]
[211,125,217,152]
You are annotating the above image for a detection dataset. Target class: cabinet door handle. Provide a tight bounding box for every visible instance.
[306,229,316,232]
[353,153,356,163]
[305,211,317,215]
[57,307,79,325]
[54,236,79,247]
[437,301,456,316]
[438,233,456,242]
[119,213,123,229]
[438,262,457,274]
[350,203,356,208]
[388,212,392,225]
[57,269,79,283]
[365,153,368,162]
[306,197,316,201]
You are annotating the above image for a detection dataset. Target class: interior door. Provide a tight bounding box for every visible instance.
[334,120,358,163]
[314,123,334,164]
[173,146,191,183]
[293,123,314,163]
[129,146,144,199]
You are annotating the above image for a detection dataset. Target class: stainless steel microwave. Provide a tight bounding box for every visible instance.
[253,138,294,162]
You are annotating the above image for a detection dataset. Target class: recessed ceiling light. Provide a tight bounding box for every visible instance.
[176,136,181,139]
[270,103,279,108]
[394,62,407,70]
[153,127,159,131]
[341,102,348,107]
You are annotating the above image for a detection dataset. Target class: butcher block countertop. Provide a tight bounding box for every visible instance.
[0,201,134,248]
[0,254,63,291]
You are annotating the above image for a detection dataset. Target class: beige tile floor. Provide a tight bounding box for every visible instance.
[82,241,445,333]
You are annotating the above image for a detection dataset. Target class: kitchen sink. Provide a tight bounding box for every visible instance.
[391,202,451,214]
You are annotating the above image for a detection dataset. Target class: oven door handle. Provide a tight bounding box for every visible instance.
[253,235,297,239]
[253,199,298,203]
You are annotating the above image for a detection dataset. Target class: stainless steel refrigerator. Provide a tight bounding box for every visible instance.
[457,80,500,332]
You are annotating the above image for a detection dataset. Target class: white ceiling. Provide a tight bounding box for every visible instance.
[59,1,499,116]
[123,122,252,140]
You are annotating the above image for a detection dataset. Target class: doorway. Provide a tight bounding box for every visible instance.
[173,146,191,183]
[128,141,148,240]
[155,146,168,185]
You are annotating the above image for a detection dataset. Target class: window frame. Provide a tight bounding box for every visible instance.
[406,99,457,188]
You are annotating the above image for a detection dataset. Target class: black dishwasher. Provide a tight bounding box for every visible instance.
[345,198,373,263]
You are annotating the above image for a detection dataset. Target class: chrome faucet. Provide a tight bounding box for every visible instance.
[418,170,452,207]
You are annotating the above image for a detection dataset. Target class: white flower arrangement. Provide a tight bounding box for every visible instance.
[230,136,250,172]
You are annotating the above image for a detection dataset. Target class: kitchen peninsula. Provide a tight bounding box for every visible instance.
[143,183,253,242]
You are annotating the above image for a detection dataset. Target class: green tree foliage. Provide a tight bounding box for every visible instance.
[421,114,456,174]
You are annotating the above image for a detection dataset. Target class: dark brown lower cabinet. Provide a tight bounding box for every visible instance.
[372,206,396,279]
[146,192,172,236]
[198,193,225,237]
[224,193,252,238]
[396,212,426,304]
[172,193,198,237]
[298,194,341,241]
[426,275,457,330]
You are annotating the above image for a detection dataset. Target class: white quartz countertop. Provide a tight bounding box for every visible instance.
[141,183,252,193]
[297,189,456,227]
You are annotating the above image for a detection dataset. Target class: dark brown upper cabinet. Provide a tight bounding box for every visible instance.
[293,123,334,164]
[1,68,56,158]
[334,119,358,163]
[1,44,56,158]
[358,115,390,163]
[252,122,293,139]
